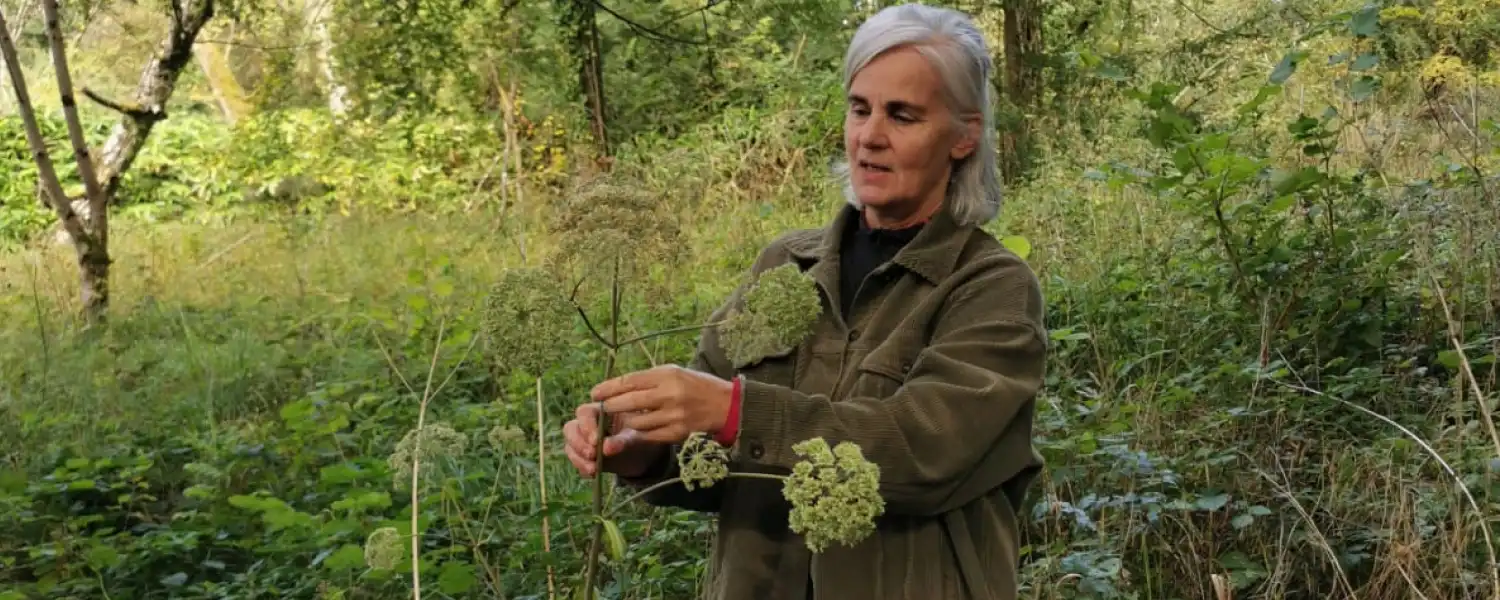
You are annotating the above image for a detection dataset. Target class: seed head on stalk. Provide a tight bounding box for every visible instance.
[388,422,468,489]
[480,267,575,377]
[717,263,823,367]
[546,176,685,298]
[782,437,885,553]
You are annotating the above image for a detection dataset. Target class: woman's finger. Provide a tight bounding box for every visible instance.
[617,408,679,433]
[564,438,595,477]
[599,389,662,415]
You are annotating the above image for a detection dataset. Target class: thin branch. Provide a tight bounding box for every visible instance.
[588,0,710,45]
[40,0,105,232]
[573,302,613,349]
[81,86,162,119]
[614,320,726,348]
[0,7,90,245]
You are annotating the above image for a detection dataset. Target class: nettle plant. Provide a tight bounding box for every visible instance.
[364,178,885,599]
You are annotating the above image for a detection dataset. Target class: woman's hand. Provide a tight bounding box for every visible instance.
[591,364,734,445]
[562,403,666,479]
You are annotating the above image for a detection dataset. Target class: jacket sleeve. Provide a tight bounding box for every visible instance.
[613,275,749,513]
[728,256,1048,518]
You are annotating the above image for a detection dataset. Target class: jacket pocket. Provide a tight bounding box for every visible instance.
[847,335,920,400]
[735,345,799,389]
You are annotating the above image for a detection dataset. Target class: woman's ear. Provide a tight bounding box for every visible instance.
[949,115,981,161]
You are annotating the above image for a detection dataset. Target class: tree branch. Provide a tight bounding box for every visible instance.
[81,86,163,119]
[0,6,91,246]
[40,0,106,237]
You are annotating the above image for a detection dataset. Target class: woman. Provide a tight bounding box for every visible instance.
[562,4,1047,599]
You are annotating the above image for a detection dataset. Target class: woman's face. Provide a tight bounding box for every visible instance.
[844,45,977,225]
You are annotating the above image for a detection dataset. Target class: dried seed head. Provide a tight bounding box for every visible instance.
[782,437,885,553]
[388,423,468,489]
[676,432,731,490]
[546,177,684,286]
[487,424,525,454]
[718,263,823,367]
[481,267,575,377]
[364,527,403,570]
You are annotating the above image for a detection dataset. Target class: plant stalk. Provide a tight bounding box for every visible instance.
[582,257,622,599]
[536,376,557,600]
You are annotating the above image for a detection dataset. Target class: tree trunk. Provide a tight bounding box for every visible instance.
[558,0,609,159]
[0,0,215,322]
[304,0,348,115]
[1000,0,1043,184]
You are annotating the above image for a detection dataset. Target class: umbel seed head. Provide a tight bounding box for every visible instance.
[364,527,403,570]
[547,176,684,283]
[718,263,823,367]
[676,432,731,490]
[481,267,575,377]
[388,423,468,489]
[782,437,885,553]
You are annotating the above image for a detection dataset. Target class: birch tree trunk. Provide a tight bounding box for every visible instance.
[0,0,217,322]
[303,0,347,115]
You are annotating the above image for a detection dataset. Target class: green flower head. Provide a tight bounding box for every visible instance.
[388,422,468,489]
[717,263,822,367]
[782,437,885,553]
[481,267,575,377]
[364,527,404,570]
[676,432,731,491]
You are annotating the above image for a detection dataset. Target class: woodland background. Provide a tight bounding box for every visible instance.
[1,0,1498,598]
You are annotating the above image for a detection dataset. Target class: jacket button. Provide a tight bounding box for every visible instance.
[900,361,912,375]
[847,329,860,341]
[749,443,765,459]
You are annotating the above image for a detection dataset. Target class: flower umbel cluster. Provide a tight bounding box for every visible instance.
[547,177,683,283]
[388,423,468,489]
[718,263,822,367]
[676,432,730,490]
[782,437,885,553]
[481,267,575,377]
[364,527,403,570]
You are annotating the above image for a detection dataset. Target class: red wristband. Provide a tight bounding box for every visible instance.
[715,375,742,446]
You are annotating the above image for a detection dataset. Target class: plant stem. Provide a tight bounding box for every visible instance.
[614,320,727,348]
[536,376,557,600]
[582,257,623,600]
[608,472,785,516]
[409,318,448,600]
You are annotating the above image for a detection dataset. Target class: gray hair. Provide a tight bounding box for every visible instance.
[833,3,1002,226]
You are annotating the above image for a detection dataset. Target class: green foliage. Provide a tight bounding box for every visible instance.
[2,0,1499,598]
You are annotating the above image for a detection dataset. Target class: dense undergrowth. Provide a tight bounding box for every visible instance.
[3,0,1500,598]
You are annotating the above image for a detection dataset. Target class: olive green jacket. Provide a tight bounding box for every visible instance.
[621,201,1048,600]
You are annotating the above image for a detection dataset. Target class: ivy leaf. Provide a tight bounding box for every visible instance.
[1349,5,1380,37]
[1349,76,1379,102]
[1270,51,1308,84]
[1195,493,1230,511]
[1351,52,1379,72]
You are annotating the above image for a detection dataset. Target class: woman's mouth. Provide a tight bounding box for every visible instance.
[859,160,892,172]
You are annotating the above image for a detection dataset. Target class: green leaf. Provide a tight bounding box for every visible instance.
[438,560,478,594]
[601,517,626,562]
[1270,51,1308,84]
[1195,493,1230,511]
[1350,5,1380,37]
[1231,514,1255,529]
[86,544,122,571]
[1001,235,1033,260]
[1349,76,1379,101]
[1351,52,1379,71]
[1437,350,1461,369]
[324,544,366,571]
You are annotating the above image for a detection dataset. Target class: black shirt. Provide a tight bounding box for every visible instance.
[838,207,925,319]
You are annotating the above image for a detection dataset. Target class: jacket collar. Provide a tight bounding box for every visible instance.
[788,199,973,286]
